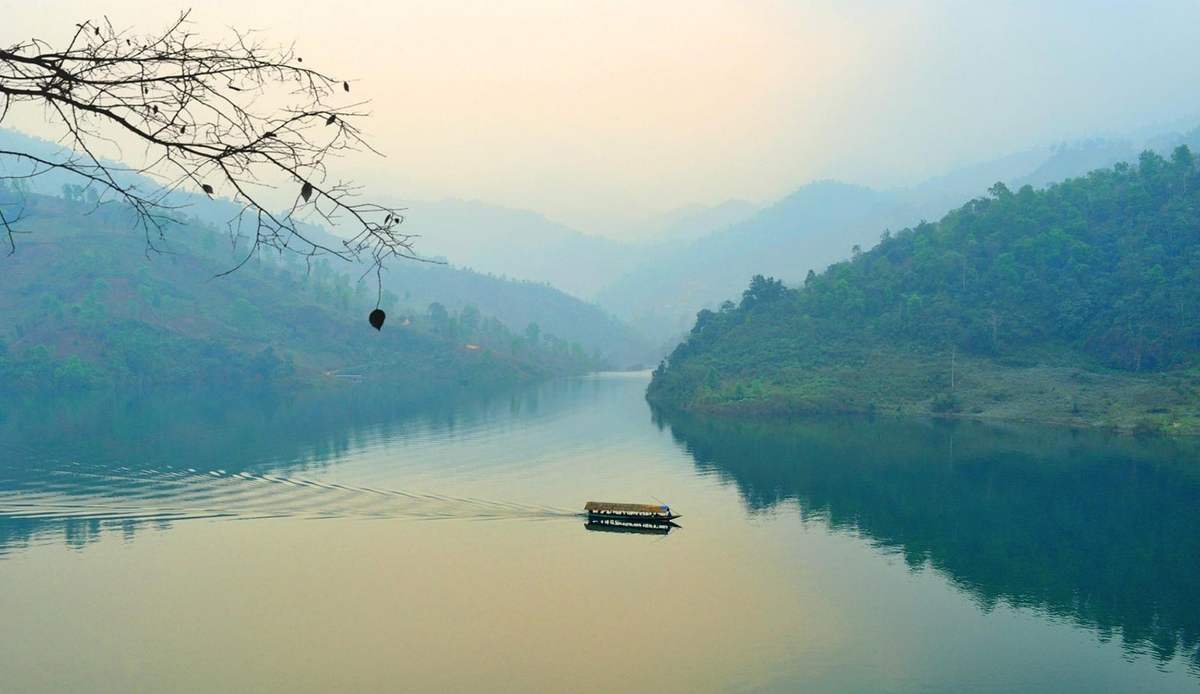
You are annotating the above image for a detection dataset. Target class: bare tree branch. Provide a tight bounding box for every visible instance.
[0,11,424,299]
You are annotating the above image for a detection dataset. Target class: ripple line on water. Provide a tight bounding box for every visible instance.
[0,465,580,525]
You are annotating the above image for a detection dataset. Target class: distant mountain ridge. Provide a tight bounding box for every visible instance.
[634,199,760,244]
[0,128,653,369]
[394,198,630,299]
[378,262,654,367]
[595,124,1200,346]
[595,181,911,342]
[10,122,1200,363]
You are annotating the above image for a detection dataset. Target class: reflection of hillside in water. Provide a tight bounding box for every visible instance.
[0,381,570,557]
[654,409,1200,670]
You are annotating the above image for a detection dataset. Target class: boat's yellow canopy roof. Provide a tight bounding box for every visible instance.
[585,501,668,513]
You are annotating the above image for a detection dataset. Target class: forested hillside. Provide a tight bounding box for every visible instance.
[598,127,1200,347]
[378,264,652,368]
[0,129,651,367]
[0,188,607,393]
[648,148,1200,433]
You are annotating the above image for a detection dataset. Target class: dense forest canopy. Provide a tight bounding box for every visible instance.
[649,147,1200,425]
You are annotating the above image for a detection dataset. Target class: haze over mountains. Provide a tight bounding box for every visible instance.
[0,188,635,392]
[394,197,761,299]
[386,198,629,299]
[383,121,1200,347]
[0,133,663,395]
[6,119,1200,373]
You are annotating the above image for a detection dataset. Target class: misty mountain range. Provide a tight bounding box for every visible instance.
[381,122,1200,347]
[5,120,1200,357]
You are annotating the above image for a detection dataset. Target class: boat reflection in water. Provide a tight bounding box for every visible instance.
[584,517,681,535]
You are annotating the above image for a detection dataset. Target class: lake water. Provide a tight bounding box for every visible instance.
[1,373,1198,693]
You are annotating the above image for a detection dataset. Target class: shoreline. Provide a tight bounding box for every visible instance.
[648,356,1200,436]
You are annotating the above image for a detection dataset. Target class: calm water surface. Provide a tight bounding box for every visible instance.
[1,373,1197,692]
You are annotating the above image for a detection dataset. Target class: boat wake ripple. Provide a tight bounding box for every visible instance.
[0,462,581,525]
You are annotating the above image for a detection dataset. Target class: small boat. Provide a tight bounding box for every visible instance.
[584,501,680,523]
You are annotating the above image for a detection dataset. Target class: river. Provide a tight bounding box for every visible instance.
[1,372,1197,692]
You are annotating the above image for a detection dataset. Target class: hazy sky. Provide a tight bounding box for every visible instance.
[6,1,1200,237]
